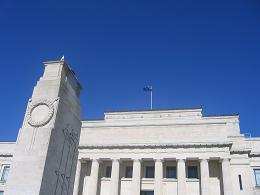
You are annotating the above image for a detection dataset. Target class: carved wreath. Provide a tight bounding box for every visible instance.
[27,99,54,127]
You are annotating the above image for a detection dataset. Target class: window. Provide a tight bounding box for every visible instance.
[105,166,112,178]
[141,191,154,195]
[187,166,198,179]
[166,166,176,178]
[125,166,133,178]
[0,165,10,183]
[238,174,243,190]
[254,169,260,187]
[145,166,155,178]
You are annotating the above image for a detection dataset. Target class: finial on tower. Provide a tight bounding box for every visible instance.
[60,55,65,61]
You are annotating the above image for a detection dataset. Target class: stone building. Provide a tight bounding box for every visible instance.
[0,59,260,195]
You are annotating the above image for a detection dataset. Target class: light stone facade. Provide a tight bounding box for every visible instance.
[76,110,260,195]
[0,59,260,195]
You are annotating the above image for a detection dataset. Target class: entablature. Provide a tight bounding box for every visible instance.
[79,142,231,149]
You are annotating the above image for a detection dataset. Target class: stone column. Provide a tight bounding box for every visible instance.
[88,159,100,195]
[177,159,186,195]
[221,158,233,195]
[200,159,209,195]
[132,159,142,195]
[154,159,163,195]
[73,159,82,195]
[110,159,120,195]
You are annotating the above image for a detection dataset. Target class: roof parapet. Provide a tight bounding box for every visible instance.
[104,108,203,121]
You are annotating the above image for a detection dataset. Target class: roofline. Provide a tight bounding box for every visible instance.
[81,108,239,122]
[104,107,203,114]
[0,142,16,144]
[204,114,239,118]
[43,59,83,90]
[245,137,260,141]
[81,119,104,122]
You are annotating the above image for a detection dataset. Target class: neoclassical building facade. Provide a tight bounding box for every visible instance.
[0,59,260,195]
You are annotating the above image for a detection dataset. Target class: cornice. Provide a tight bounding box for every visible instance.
[78,142,232,149]
[230,150,251,155]
[0,154,13,157]
[0,142,16,144]
[245,138,260,141]
[81,121,228,128]
[249,153,260,157]
[230,150,260,158]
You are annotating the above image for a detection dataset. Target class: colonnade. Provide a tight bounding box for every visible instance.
[73,158,233,195]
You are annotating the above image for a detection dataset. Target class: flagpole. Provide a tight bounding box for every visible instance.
[150,90,153,110]
[143,85,153,110]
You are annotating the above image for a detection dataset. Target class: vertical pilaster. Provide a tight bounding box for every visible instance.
[177,159,186,195]
[200,159,209,195]
[221,158,233,195]
[132,159,141,195]
[154,159,163,195]
[73,159,82,195]
[110,159,120,195]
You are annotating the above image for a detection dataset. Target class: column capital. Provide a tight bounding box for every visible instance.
[132,158,142,162]
[154,158,164,162]
[111,158,121,163]
[220,158,231,163]
[79,158,89,163]
[199,158,209,162]
[91,158,101,163]
[176,158,186,162]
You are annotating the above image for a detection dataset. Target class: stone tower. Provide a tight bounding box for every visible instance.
[6,59,82,195]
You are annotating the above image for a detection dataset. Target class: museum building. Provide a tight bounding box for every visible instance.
[0,59,260,195]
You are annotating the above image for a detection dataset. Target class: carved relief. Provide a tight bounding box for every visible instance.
[54,125,79,195]
[27,99,54,127]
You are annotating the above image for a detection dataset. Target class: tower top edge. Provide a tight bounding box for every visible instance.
[42,59,83,90]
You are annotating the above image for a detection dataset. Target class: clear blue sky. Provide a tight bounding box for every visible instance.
[0,0,260,141]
